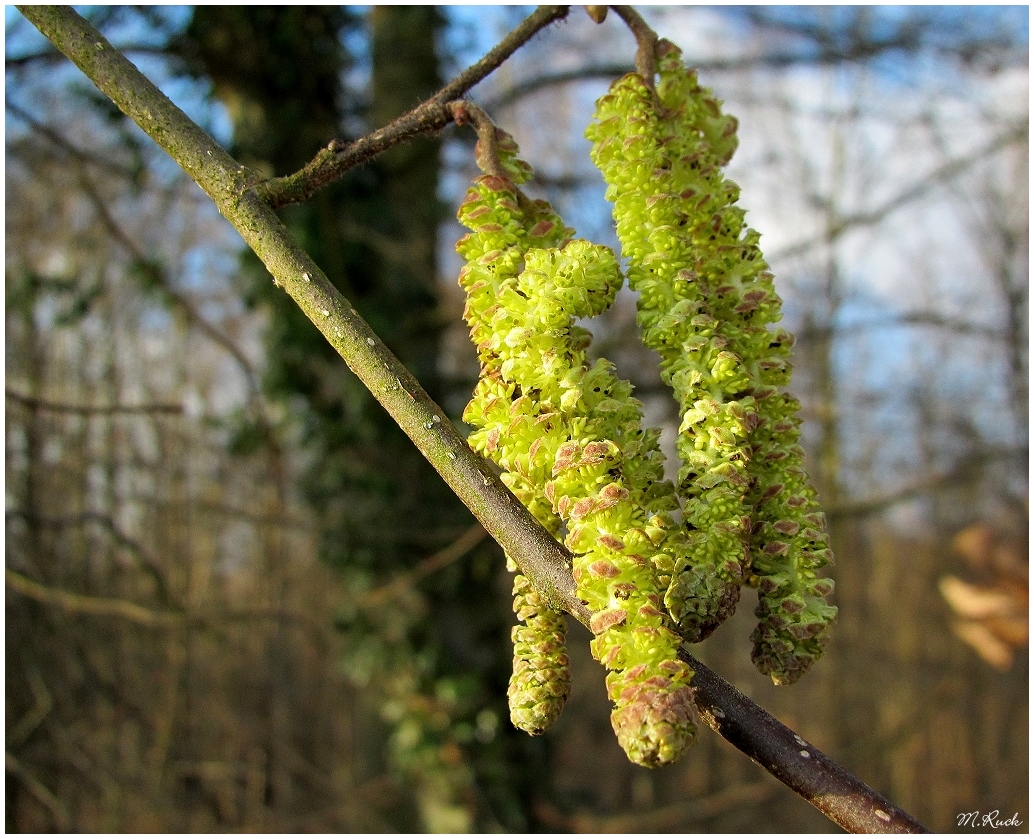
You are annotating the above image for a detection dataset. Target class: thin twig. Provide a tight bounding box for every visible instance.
[7,99,143,181]
[769,124,1027,263]
[484,31,950,111]
[5,750,72,831]
[6,567,185,629]
[448,100,507,179]
[72,173,266,407]
[6,567,333,641]
[364,524,488,607]
[5,387,181,415]
[448,99,548,219]
[7,662,54,748]
[484,63,635,110]
[611,5,660,84]
[257,5,571,207]
[6,508,179,608]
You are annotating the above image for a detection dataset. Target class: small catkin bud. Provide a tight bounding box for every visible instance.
[508,568,571,734]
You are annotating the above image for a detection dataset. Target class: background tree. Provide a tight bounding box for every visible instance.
[173,9,532,829]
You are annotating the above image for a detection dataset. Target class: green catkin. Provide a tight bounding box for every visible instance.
[587,41,837,683]
[652,44,837,684]
[457,136,697,765]
[456,132,575,735]
[587,53,753,643]
[508,558,571,735]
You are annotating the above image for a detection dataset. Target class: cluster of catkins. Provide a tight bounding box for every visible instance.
[456,43,836,767]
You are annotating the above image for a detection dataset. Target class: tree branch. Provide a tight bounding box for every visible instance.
[363,524,488,608]
[5,750,71,832]
[7,663,54,748]
[6,99,144,182]
[6,508,179,608]
[6,567,185,629]
[5,387,181,415]
[256,5,571,208]
[71,173,267,407]
[483,33,964,111]
[6,567,335,645]
[770,124,1027,263]
[18,6,929,833]
[611,5,660,84]
[685,652,928,833]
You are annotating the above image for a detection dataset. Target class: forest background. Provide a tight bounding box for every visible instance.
[5,5,1028,833]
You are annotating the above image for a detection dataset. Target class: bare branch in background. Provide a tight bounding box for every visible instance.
[5,752,71,832]
[71,174,266,407]
[6,99,144,182]
[769,125,1027,263]
[6,567,185,629]
[6,566,333,643]
[363,524,488,607]
[5,387,181,415]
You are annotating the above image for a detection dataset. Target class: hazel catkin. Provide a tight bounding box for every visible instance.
[587,40,837,683]
[457,137,697,765]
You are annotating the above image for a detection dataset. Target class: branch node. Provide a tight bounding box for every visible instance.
[446,99,471,128]
[460,102,509,180]
[255,5,571,209]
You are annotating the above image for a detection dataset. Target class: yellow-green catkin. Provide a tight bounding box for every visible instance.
[507,558,571,735]
[587,41,837,683]
[457,133,697,765]
[456,129,575,733]
[587,50,752,643]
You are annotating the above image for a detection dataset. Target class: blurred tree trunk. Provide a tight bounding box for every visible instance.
[370,6,447,397]
[172,8,532,831]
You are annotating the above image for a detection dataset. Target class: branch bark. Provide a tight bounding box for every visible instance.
[256,5,571,208]
[686,653,928,833]
[18,6,929,833]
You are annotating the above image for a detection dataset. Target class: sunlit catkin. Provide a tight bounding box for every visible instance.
[587,41,836,683]
[457,136,697,765]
